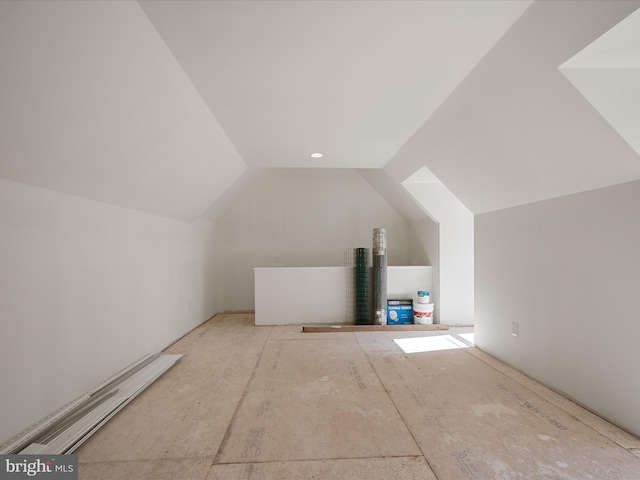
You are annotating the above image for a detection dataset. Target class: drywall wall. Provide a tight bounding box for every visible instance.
[439,216,474,326]
[217,169,412,312]
[407,215,474,326]
[475,179,640,437]
[408,218,439,322]
[0,179,219,443]
[402,168,474,326]
[254,266,432,325]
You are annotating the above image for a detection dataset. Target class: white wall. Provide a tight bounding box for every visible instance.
[217,169,412,311]
[439,216,474,326]
[0,179,219,443]
[254,266,432,325]
[402,168,474,326]
[475,179,640,437]
[408,217,440,321]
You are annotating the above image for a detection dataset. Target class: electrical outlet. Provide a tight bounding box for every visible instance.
[273,256,281,264]
[512,322,519,337]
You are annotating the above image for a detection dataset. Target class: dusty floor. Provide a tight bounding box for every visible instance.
[76,313,640,479]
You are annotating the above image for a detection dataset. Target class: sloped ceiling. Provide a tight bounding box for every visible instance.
[560,8,640,160]
[0,0,532,222]
[385,0,640,214]
[139,0,532,169]
[1,1,639,222]
[0,0,246,221]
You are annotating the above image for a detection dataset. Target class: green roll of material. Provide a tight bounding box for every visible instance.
[355,247,369,325]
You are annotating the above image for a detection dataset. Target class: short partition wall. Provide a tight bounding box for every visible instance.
[254,266,432,326]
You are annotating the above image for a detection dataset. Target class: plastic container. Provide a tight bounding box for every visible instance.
[417,286,430,304]
[414,302,434,324]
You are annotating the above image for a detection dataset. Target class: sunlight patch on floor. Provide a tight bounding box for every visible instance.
[393,334,473,354]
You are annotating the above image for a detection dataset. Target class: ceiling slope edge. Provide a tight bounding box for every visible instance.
[559,8,640,161]
[385,0,640,216]
[357,169,427,222]
[0,1,247,222]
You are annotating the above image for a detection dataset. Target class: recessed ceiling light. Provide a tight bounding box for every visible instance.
[310,152,323,158]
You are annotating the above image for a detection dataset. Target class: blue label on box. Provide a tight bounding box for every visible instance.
[387,305,414,325]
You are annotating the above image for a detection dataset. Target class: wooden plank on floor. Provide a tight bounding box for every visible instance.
[302,324,449,333]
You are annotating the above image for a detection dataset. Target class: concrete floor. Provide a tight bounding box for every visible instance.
[76,313,640,479]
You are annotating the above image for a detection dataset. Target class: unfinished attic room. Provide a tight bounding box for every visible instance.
[3,0,640,479]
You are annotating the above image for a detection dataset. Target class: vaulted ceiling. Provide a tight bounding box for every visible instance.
[0,1,639,221]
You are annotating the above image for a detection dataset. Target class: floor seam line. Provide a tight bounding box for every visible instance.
[208,329,272,472]
[356,334,439,479]
[462,347,639,451]
[211,454,426,466]
[78,456,216,465]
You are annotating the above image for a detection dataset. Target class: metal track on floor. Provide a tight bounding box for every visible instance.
[0,353,182,455]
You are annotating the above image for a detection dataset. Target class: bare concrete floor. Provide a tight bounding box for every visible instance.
[76,313,640,479]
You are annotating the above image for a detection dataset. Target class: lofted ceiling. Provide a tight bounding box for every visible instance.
[560,8,640,161]
[139,0,532,169]
[385,0,640,215]
[0,1,639,221]
[0,0,246,220]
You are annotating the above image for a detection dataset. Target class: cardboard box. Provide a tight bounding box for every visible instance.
[387,299,414,325]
